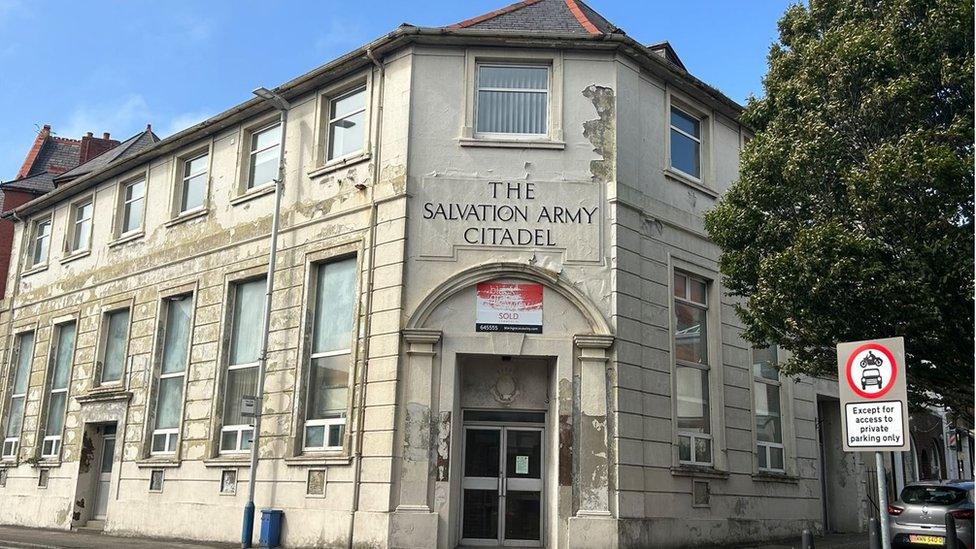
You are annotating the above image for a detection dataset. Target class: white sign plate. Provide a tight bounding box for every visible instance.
[476,282,543,334]
[837,337,910,452]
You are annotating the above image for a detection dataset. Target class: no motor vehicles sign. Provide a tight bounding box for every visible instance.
[837,337,910,452]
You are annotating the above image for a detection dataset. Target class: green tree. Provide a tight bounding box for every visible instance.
[704,0,974,418]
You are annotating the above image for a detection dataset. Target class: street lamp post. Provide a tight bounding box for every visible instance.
[241,86,290,549]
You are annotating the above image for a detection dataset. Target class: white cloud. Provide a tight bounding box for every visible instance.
[158,110,214,137]
[58,94,153,140]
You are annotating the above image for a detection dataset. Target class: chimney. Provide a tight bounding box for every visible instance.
[79,130,121,164]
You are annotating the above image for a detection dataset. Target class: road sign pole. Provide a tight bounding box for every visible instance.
[875,451,891,549]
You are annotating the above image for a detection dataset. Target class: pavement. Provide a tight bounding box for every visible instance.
[0,525,871,549]
[0,525,237,549]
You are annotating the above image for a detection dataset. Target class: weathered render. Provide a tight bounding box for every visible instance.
[0,1,882,547]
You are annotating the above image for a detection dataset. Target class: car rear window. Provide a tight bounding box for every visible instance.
[901,486,969,505]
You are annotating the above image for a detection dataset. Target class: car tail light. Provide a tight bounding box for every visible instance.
[950,509,974,520]
[887,504,904,516]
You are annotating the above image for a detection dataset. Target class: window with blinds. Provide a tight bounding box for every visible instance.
[475,65,549,137]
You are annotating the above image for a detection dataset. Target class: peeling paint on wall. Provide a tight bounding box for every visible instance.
[435,411,451,482]
[582,85,616,184]
[559,413,573,486]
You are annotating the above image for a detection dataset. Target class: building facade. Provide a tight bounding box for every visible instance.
[0,1,902,547]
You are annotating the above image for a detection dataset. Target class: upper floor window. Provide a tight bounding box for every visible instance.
[327,86,366,161]
[120,178,145,235]
[303,257,357,451]
[753,345,784,472]
[220,278,265,453]
[30,217,52,267]
[673,271,712,466]
[42,321,75,458]
[475,64,549,137]
[98,308,130,385]
[151,294,193,454]
[247,123,281,189]
[670,106,702,179]
[179,152,208,214]
[2,331,35,458]
[69,199,93,253]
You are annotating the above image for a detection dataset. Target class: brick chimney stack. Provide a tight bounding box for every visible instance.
[79,130,121,164]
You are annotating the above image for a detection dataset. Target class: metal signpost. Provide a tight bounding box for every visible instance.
[837,337,910,549]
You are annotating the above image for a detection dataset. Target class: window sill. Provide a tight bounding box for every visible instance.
[663,167,719,198]
[75,389,132,405]
[0,459,17,468]
[670,465,729,479]
[308,151,371,179]
[459,137,565,150]
[204,457,251,468]
[284,454,352,467]
[135,457,181,469]
[60,249,91,265]
[108,231,144,248]
[230,183,275,206]
[165,207,209,228]
[752,471,798,484]
[35,459,62,469]
[21,263,48,277]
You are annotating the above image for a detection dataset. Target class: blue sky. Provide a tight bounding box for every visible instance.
[0,0,791,180]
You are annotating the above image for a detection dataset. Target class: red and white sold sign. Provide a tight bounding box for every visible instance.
[837,337,910,452]
[476,282,543,334]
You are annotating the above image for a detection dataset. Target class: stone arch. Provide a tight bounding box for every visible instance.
[405,261,611,335]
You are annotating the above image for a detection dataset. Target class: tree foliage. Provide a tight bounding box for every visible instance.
[703,0,974,417]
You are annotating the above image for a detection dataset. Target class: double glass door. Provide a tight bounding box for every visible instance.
[461,424,543,546]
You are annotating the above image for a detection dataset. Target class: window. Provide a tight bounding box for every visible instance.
[30,218,51,267]
[246,123,281,189]
[37,468,49,488]
[753,345,784,472]
[178,152,208,213]
[220,278,265,453]
[120,178,145,234]
[149,469,164,492]
[151,295,193,454]
[69,200,93,253]
[98,309,130,385]
[670,106,702,179]
[42,322,75,458]
[475,64,549,137]
[3,332,35,458]
[220,470,237,494]
[673,271,712,465]
[327,86,366,161]
[0,468,7,486]
[303,258,357,451]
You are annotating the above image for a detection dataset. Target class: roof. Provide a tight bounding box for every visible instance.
[55,127,160,184]
[450,0,617,36]
[648,41,687,72]
[9,0,744,219]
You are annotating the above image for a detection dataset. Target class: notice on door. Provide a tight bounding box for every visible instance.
[476,282,543,334]
[515,455,529,475]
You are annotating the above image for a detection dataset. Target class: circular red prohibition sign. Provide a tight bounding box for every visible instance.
[845,343,898,399]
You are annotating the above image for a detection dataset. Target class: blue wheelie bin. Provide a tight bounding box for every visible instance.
[259,508,283,548]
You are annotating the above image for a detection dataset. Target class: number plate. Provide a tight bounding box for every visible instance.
[908,534,944,545]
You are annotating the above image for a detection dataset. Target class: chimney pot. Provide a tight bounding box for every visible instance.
[42,124,51,130]
[103,132,110,140]
[86,132,93,138]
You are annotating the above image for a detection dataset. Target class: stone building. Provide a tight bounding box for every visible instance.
[0,1,882,547]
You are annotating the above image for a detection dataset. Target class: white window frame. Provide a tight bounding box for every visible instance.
[67,198,94,254]
[2,331,34,459]
[672,269,715,467]
[41,321,75,459]
[302,348,351,453]
[148,290,195,456]
[177,150,210,215]
[217,277,264,455]
[669,104,702,181]
[220,356,259,454]
[117,176,146,237]
[474,62,550,139]
[754,345,785,473]
[245,121,281,191]
[30,217,52,268]
[325,85,367,163]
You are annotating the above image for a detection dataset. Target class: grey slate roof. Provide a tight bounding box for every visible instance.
[55,128,160,183]
[28,138,81,177]
[451,0,618,36]
[2,171,57,194]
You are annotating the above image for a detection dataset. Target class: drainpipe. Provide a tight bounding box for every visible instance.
[347,47,385,549]
[241,87,290,549]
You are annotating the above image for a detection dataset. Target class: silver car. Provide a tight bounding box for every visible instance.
[889,480,974,548]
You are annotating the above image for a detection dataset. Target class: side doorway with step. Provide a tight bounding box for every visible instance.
[72,422,118,530]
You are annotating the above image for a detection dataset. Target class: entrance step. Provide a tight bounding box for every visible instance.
[77,520,104,532]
